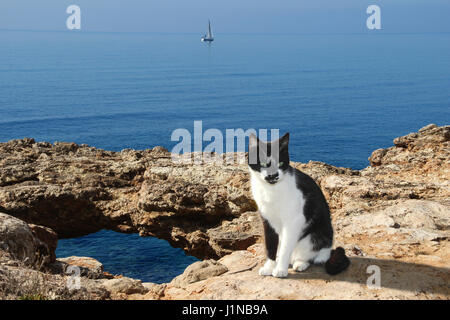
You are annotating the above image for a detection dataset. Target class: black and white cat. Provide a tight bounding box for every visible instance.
[248,133,349,278]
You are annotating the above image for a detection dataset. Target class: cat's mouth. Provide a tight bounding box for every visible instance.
[265,178,279,185]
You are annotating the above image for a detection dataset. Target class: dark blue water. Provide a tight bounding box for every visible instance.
[55,230,198,283]
[1,30,449,282]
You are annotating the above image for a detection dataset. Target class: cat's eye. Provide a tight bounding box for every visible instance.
[278,162,284,167]
[260,162,268,168]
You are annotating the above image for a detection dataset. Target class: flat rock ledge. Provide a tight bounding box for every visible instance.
[0,124,449,300]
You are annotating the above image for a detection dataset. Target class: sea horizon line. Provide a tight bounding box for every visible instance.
[1,28,450,37]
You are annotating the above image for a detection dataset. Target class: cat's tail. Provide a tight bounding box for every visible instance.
[324,247,350,275]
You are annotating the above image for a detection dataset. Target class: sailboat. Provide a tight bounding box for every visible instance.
[201,20,214,42]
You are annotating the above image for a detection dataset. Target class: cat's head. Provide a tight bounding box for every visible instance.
[248,132,290,185]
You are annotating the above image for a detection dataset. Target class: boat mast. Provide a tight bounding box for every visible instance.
[208,20,212,38]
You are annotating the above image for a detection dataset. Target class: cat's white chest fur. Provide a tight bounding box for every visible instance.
[249,170,306,235]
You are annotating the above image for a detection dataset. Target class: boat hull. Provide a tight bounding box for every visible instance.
[201,38,214,42]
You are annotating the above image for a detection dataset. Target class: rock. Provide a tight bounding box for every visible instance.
[134,160,256,258]
[0,261,110,300]
[138,283,167,300]
[368,148,387,166]
[0,213,41,266]
[151,146,169,153]
[102,277,148,295]
[0,137,257,259]
[0,214,110,299]
[56,256,104,279]
[78,278,111,300]
[170,260,228,288]
[379,200,449,230]
[161,244,450,300]
[206,211,262,258]
[419,124,438,133]
[28,224,58,263]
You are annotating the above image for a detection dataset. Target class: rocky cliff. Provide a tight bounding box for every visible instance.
[0,124,448,300]
[0,139,258,260]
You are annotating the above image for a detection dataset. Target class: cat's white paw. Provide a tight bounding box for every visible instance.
[258,266,273,276]
[259,259,275,276]
[271,266,288,278]
[293,260,310,272]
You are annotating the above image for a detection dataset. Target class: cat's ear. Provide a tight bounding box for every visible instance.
[249,133,258,150]
[280,132,290,149]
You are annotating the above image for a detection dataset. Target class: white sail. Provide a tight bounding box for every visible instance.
[207,20,213,38]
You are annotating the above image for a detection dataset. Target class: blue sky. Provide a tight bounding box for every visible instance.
[1,0,449,34]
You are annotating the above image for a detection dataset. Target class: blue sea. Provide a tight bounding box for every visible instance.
[1,30,449,282]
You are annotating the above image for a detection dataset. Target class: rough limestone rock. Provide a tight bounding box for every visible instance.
[56,256,105,279]
[0,212,39,265]
[160,244,449,300]
[0,212,57,267]
[28,224,58,263]
[170,259,228,288]
[206,211,262,258]
[0,124,449,300]
[0,262,110,300]
[0,139,257,259]
[101,277,148,295]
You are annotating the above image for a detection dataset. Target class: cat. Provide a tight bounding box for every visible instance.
[248,132,350,278]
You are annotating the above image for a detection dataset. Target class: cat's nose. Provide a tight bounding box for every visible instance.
[265,173,279,183]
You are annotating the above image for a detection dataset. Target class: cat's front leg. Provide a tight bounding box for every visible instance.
[259,218,279,276]
[272,226,299,278]
[259,259,276,276]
